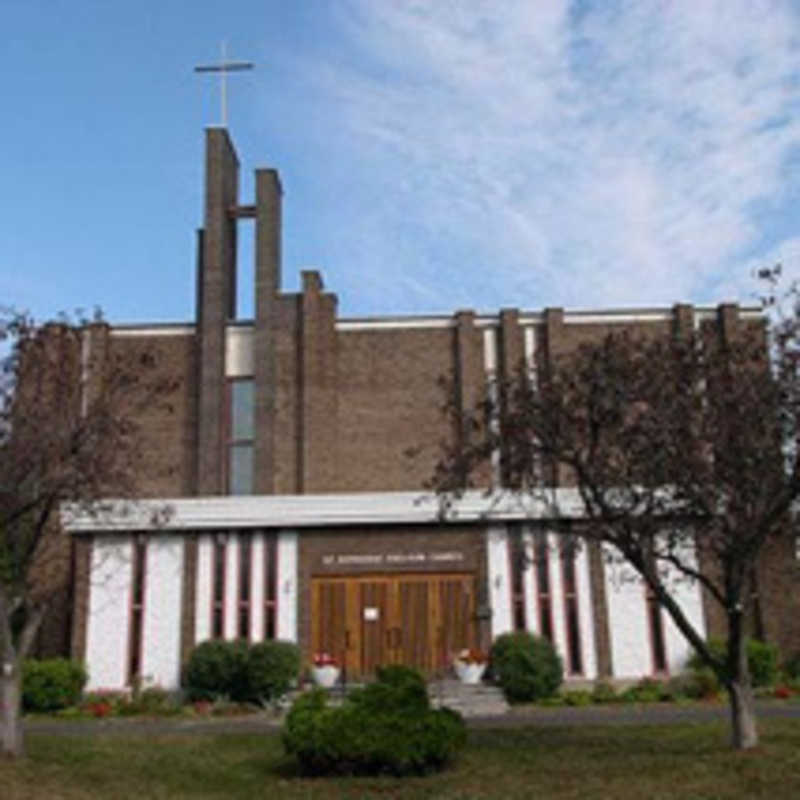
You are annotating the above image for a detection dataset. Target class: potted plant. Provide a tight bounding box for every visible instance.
[311,652,340,688]
[453,648,488,684]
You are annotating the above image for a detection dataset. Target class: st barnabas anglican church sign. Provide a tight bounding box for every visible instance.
[320,550,466,568]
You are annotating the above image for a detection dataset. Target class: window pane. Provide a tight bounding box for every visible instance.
[230,379,254,441]
[229,444,254,495]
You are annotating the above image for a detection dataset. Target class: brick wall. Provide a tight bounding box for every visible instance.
[109,333,197,496]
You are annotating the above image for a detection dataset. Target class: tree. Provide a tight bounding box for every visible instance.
[429,274,800,750]
[0,311,175,757]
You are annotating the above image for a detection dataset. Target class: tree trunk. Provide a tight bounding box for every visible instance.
[1,663,24,758]
[728,679,758,750]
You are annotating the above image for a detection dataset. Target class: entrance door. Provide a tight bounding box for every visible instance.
[311,573,477,680]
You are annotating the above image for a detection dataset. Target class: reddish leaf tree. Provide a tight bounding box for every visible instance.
[430,274,800,750]
[0,312,175,757]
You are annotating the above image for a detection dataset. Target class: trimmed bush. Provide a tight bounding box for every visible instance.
[22,658,87,712]
[184,639,249,702]
[246,641,301,702]
[490,632,563,703]
[687,637,779,689]
[282,667,466,776]
[184,639,300,703]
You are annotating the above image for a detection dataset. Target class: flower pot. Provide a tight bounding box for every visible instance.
[454,660,487,685]
[311,664,340,688]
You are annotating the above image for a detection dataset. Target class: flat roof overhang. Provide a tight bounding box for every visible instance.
[61,489,593,533]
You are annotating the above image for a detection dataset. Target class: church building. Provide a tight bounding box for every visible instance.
[61,128,773,692]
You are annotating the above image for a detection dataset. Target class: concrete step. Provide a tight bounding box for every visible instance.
[428,679,509,717]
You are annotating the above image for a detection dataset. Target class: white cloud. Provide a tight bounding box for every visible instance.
[274,0,800,313]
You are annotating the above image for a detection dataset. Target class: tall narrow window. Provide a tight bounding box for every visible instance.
[510,533,526,631]
[534,532,553,641]
[561,536,583,675]
[212,536,227,639]
[264,533,277,640]
[128,535,147,683]
[238,534,252,639]
[227,378,254,495]
[646,588,667,673]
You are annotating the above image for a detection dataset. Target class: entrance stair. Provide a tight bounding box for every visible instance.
[427,679,509,717]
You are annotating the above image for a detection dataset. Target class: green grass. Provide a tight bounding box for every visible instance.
[2,720,800,799]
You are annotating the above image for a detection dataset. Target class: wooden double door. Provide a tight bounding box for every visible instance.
[311,573,477,679]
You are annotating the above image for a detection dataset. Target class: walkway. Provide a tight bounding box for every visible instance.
[23,699,800,738]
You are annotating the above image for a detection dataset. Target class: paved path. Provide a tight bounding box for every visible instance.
[23,700,800,738]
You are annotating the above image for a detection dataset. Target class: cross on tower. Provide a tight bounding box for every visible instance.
[194,41,254,128]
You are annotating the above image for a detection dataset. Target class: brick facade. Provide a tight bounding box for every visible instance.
[53,128,800,685]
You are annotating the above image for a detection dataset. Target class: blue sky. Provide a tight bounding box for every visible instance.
[2,0,799,323]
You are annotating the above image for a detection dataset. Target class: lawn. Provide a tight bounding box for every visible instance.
[2,719,800,799]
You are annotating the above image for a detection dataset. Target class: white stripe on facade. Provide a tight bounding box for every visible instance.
[575,542,598,680]
[224,534,239,641]
[276,531,298,642]
[194,535,213,644]
[141,535,184,689]
[486,524,513,638]
[604,550,651,678]
[225,327,254,377]
[110,326,195,337]
[662,544,706,674]
[521,527,538,636]
[548,533,569,671]
[250,533,265,642]
[85,537,132,690]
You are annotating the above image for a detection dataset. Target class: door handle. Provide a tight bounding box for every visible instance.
[345,630,351,649]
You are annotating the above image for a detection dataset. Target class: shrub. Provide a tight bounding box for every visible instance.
[687,637,779,689]
[747,639,779,688]
[591,681,619,704]
[184,639,300,703]
[22,658,87,712]
[184,639,249,702]
[246,641,301,703]
[116,687,180,717]
[282,667,466,776]
[622,678,665,703]
[490,632,563,703]
[783,652,800,681]
[562,689,592,706]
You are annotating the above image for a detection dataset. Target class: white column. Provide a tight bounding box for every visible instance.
[662,541,706,673]
[487,524,512,639]
[250,532,265,642]
[521,526,538,634]
[223,534,239,640]
[548,532,568,667]
[575,539,597,679]
[605,548,650,678]
[141,535,184,689]
[85,536,132,691]
[195,534,213,644]
[276,530,298,642]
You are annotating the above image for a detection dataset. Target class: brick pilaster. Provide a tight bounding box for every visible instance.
[299,272,339,492]
[253,168,282,494]
[196,128,239,495]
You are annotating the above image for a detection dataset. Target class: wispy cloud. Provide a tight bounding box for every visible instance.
[275,0,799,313]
